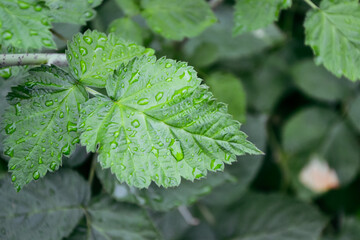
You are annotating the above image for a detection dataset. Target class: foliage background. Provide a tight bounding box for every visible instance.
[1,0,360,239]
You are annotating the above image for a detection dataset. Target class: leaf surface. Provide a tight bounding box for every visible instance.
[108,17,145,45]
[0,169,90,240]
[233,0,291,35]
[2,66,88,190]
[141,0,216,40]
[44,0,102,24]
[67,30,153,87]
[304,0,360,80]
[79,55,260,188]
[0,0,56,50]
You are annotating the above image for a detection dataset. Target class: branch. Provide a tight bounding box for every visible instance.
[0,53,68,68]
[303,0,319,9]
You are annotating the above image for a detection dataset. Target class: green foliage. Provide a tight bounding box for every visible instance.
[0,0,56,50]
[141,0,216,40]
[79,55,260,188]
[304,0,360,81]
[67,30,153,87]
[108,17,145,45]
[3,66,87,190]
[43,0,102,24]
[115,0,140,17]
[233,0,292,35]
[0,169,90,240]
[219,193,327,240]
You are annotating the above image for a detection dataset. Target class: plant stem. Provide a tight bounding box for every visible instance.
[304,0,319,9]
[88,155,97,185]
[0,53,67,68]
[178,206,200,226]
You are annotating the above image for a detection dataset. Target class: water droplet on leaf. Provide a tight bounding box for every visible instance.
[33,171,40,180]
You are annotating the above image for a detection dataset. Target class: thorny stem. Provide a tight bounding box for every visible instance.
[304,0,319,9]
[0,53,67,68]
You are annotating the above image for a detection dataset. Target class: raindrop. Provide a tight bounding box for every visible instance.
[83,36,93,44]
[80,60,87,73]
[50,161,57,171]
[45,100,54,107]
[29,29,38,36]
[73,67,79,76]
[165,63,172,68]
[137,98,149,105]
[17,1,30,9]
[25,130,29,136]
[84,10,94,19]
[79,47,88,56]
[72,137,80,144]
[110,142,118,149]
[192,168,204,178]
[169,139,184,161]
[165,77,172,82]
[15,102,21,116]
[11,175,16,182]
[34,3,42,11]
[155,92,164,101]
[33,171,40,180]
[210,159,223,170]
[131,119,140,128]
[67,122,77,132]
[62,144,71,155]
[4,147,14,157]
[41,17,50,26]
[120,164,126,170]
[41,38,53,47]
[114,131,120,137]
[129,71,139,84]
[10,164,16,170]
[2,31,13,40]
[38,157,43,164]
[59,111,64,118]
[5,123,16,134]
[151,147,159,158]
[0,68,12,79]
[225,153,231,161]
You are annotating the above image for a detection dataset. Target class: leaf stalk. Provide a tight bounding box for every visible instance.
[0,53,68,68]
[304,0,319,9]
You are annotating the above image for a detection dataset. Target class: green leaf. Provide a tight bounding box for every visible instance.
[108,17,145,45]
[0,0,56,50]
[283,108,360,199]
[66,30,154,87]
[291,59,353,102]
[233,0,292,35]
[206,72,246,123]
[79,55,260,188]
[85,195,161,239]
[141,0,216,40]
[323,218,360,240]
[304,0,360,81]
[0,169,90,240]
[44,0,102,24]
[115,0,141,16]
[348,94,360,133]
[2,66,88,190]
[183,6,285,67]
[219,192,327,240]
[96,165,234,211]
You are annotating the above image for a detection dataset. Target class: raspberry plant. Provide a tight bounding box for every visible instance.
[1,0,360,239]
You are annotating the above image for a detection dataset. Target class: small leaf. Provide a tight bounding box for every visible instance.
[86,195,161,239]
[43,0,102,24]
[0,169,90,240]
[0,0,56,50]
[108,17,145,45]
[206,72,246,123]
[115,0,141,16]
[304,0,360,81]
[80,55,260,188]
[291,59,353,102]
[220,193,327,240]
[141,0,216,40]
[233,0,292,35]
[2,66,88,190]
[96,165,234,211]
[66,30,154,87]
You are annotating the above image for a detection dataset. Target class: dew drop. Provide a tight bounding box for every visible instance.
[192,168,204,178]
[179,70,192,81]
[67,122,78,132]
[25,130,29,136]
[0,68,12,79]
[59,111,64,118]
[225,153,231,161]
[17,0,30,9]
[83,36,93,44]
[137,98,149,105]
[2,31,13,40]
[41,17,50,26]
[131,119,140,128]
[45,100,54,107]
[73,67,79,76]
[33,171,40,180]
[169,139,184,161]
[151,147,159,158]
[62,144,71,155]
[41,38,53,47]
[38,157,43,164]
[80,60,87,73]
[165,63,172,68]
[29,30,38,36]
[84,10,94,19]
[50,161,57,171]
[5,123,16,134]
[114,131,120,137]
[15,102,21,116]
[120,163,126,170]
[79,47,88,56]
[155,92,164,101]
[166,77,172,82]
[4,147,14,157]
[110,142,118,149]
[210,159,223,170]
[34,3,42,11]
[10,164,16,170]
[72,137,80,144]
[11,175,16,182]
